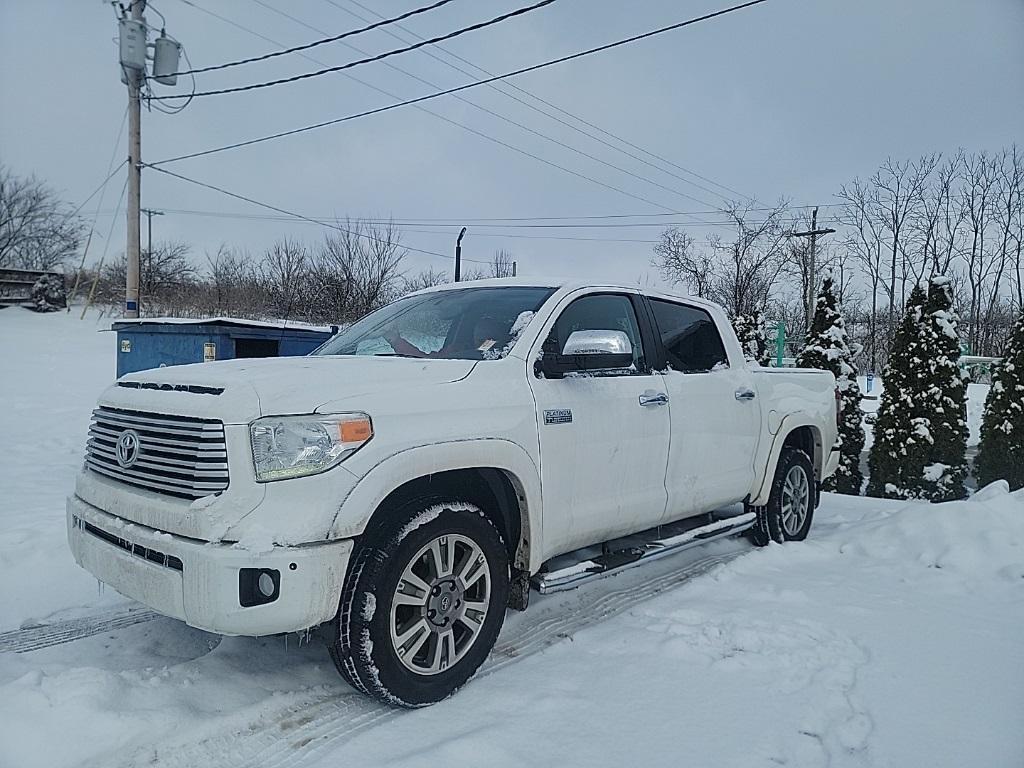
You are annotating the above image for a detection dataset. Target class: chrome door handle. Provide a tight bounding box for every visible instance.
[734,388,756,401]
[639,390,669,407]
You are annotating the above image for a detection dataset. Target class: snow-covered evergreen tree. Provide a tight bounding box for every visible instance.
[866,278,969,501]
[30,273,65,312]
[732,310,771,366]
[866,285,928,499]
[796,270,864,494]
[976,308,1024,491]
[913,276,968,501]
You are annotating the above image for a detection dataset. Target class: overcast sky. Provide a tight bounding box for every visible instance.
[1,0,1022,285]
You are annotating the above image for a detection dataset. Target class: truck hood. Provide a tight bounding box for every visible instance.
[106,356,477,423]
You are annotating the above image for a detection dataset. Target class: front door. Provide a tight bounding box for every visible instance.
[529,291,671,559]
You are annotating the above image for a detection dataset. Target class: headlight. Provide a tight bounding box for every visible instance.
[250,413,373,482]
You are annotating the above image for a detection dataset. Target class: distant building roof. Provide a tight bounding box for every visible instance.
[110,316,337,333]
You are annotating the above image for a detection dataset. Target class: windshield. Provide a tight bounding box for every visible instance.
[314,286,556,360]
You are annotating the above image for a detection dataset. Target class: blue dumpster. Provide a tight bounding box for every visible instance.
[112,317,338,377]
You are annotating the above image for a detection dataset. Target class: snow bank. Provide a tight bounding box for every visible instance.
[2,310,1023,768]
[838,481,1024,581]
[0,308,125,629]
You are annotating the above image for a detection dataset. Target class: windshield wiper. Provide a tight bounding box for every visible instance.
[372,352,421,359]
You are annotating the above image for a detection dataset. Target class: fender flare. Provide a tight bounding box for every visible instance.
[749,415,824,506]
[328,438,545,572]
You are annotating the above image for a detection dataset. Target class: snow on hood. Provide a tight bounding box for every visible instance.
[105,355,477,423]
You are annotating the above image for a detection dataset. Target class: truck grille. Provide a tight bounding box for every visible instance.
[85,406,229,500]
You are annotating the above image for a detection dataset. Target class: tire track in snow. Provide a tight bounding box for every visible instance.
[0,606,159,653]
[107,542,748,768]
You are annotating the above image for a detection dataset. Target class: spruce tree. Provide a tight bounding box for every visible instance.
[976,308,1024,490]
[913,276,968,501]
[796,270,864,494]
[732,310,771,366]
[866,285,928,499]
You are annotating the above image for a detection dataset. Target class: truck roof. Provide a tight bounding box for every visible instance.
[408,276,708,308]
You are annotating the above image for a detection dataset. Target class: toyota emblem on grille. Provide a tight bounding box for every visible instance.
[115,429,141,468]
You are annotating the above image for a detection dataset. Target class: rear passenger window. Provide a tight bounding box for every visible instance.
[649,299,729,373]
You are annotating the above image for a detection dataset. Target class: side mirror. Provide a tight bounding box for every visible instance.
[536,330,634,378]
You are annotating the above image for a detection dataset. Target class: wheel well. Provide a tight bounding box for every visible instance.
[368,468,528,570]
[783,426,822,478]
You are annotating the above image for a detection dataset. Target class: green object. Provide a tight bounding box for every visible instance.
[775,321,785,367]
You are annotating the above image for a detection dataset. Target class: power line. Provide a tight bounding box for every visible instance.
[250,1,719,214]
[90,206,835,229]
[79,173,130,319]
[67,108,130,306]
[85,202,844,222]
[68,158,129,221]
[152,0,770,166]
[400,228,660,243]
[143,164,493,264]
[152,0,558,100]
[334,0,753,206]
[166,2,694,215]
[159,0,458,78]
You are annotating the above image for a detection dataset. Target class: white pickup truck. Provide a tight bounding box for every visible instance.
[68,279,839,706]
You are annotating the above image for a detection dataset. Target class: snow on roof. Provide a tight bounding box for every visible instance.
[110,316,337,333]
[406,276,707,305]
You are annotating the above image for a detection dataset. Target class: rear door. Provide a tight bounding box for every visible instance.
[646,298,761,517]
[529,291,671,559]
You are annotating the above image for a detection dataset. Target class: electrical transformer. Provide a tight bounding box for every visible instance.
[118,18,148,71]
[153,34,182,85]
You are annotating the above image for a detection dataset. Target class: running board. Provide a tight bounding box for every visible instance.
[531,512,756,595]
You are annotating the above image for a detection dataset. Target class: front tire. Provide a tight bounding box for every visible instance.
[328,497,509,707]
[748,447,815,546]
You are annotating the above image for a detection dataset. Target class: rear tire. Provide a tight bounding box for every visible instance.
[328,497,509,707]
[748,447,815,546]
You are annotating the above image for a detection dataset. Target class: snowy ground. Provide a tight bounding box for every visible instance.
[1,307,1022,768]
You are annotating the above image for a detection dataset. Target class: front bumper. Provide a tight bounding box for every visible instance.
[67,494,352,636]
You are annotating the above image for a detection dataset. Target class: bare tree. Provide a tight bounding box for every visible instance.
[205,246,259,316]
[490,249,515,278]
[994,145,1023,312]
[872,157,931,323]
[96,241,196,315]
[653,202,789,317]
[260,237,310,319]
[913,150,965,278]
[839,177,888,370]
[708,203,790,317]
[402,266,448,293]
[653,228,712,297]
[310,221,407,323]
[0,164,84,270]
[960,151,1005,354]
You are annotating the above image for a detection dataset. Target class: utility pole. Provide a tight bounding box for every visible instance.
[140,207,163,311]
[454,227,466,282]
[124,0,146,318]
[140,208,164,261]
[790,207,836,332]
[115,0,180,318]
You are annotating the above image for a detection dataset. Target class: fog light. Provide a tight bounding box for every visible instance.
[258,571,275,597]
[239,568,280,607]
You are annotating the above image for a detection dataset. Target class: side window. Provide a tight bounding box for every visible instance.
[649,299,729,373]
[544,293,646,373]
